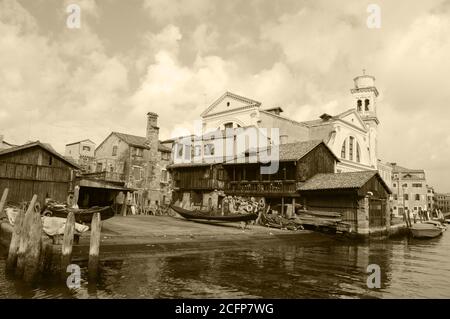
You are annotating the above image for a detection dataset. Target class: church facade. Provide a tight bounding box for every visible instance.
[191,73,388,182]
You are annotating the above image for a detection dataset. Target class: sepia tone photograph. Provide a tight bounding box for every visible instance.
[0,0,450,305]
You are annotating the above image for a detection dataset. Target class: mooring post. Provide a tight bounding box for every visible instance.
[0,188,9,220]
[88,212,101,280]
[15,194,37,278]
[72,186,80,209]
[60,211,75,280]
[23,208,43,283]
[6,206,24,272]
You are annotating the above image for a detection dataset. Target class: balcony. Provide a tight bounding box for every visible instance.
[225,180,298,196]
[82,171,125,183]
[174,179,224,190]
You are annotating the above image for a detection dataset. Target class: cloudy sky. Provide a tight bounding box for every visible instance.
[1,0,449,191]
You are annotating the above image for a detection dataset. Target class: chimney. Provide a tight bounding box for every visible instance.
[146,112,159,138]
[146,111,159,157]
[264,107,284,116]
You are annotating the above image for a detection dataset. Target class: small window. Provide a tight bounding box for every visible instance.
[393,183,396,187]
[341,139,346,159]
[204,143,215,156]
[48,156,53,166]
[349,136,354,161]
[161,170,168,182]
[364,99,370,111]
[357,99,362,111]
[224,122,233,129]
[404,194,409,201]
[226,102,230,107]
[82,146,91,151]
[415,194,420,201]
[112,145,118,156]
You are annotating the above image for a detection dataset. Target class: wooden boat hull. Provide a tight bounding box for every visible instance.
[410,223,445,238]
[43,206,115,224]
[170,205,257,222]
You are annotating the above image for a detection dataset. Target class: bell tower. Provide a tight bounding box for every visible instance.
[351,70,379,168]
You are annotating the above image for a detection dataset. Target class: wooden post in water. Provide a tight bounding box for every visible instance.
[23,208,43,283]
[6,206,24,272]
[0,188,8,219]
[72,186,80,209]
[60,211,75,280]
[88,212,101,280]
[121,192,129,216]
[15,195,37,278]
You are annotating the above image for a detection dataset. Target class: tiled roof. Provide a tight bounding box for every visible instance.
[391,164,424,173]
[277,140,326,161]
[223,139,339,164]
[158,143,171,152]
[299,171,381,191]
[0,141,79,169]
[113,132,150,149]
[112,132,171,152]
[65,139,95,146]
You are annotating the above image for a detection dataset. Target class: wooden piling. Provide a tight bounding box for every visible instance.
[88,212,101,280]
[15,195,37,278]
[0,188,8,219]
[72,186,80,209]
[23,210,43,283]
[60,211,75,280]
[6,207,24,272]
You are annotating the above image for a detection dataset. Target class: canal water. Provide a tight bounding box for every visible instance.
[1,231,450,298]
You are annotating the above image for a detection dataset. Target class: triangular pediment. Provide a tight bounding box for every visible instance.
[335,109,367,131]
[201,91,261,118]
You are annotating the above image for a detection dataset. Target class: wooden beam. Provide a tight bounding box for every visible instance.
[15,194,37,278]
[6,206,24,272]
[0,188,8,219]
[88,212,101,281]
[23,209,43,283]
[60,211,75,280]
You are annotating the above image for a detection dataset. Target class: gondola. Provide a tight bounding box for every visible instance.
[42,205,115,224]
[170,205,258,222]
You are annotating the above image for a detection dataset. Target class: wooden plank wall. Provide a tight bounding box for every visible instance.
[0,147,74,205]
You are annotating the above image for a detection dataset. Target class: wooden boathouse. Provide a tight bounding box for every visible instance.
[298,170,392,236]
[223,140,338,215]
[0,141,79,205]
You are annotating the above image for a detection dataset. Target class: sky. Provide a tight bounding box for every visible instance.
[0,0,449,191]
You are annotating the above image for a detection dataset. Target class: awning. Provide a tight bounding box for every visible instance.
[78,179,136,191]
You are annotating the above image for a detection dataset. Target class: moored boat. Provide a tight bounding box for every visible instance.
[42,205,115,224]
[410,220,446,239]
[170,205,258,222]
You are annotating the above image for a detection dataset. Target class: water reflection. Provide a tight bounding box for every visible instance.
[1,232,450,298]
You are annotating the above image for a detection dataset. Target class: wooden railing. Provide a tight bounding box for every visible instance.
[174,179,224,190]
[82,171,125,182]
[225,180,297,195]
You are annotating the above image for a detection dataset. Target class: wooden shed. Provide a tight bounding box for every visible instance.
[298,171,392,236]
[0,141,79,205]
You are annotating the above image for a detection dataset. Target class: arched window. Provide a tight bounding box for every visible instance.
[357,100,362,111]
[356,142,361,163]
[341,139,346,159]
[364,99,370,111]
[349,136,354,161]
